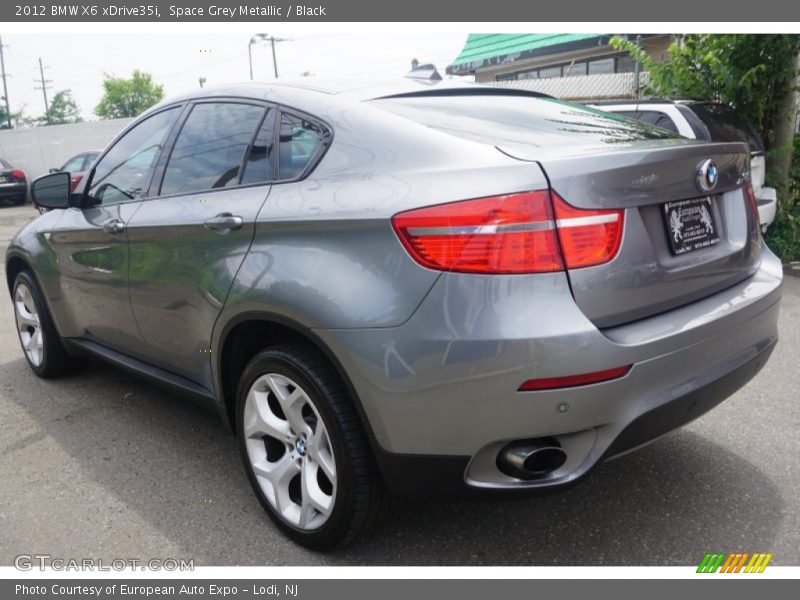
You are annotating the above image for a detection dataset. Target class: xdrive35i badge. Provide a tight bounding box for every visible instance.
[696,159,719,192]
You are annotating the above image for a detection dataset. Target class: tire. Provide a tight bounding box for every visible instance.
[12,270,83,378]
[236,343,390,550]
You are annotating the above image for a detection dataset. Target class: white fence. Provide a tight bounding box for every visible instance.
[0,118,133,180]
[491,71,650,102]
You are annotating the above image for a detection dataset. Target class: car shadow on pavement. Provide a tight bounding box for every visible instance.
[0,357,785,566]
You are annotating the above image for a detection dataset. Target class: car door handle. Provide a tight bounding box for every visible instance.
[102,219,126,235]
[204,213,243,234]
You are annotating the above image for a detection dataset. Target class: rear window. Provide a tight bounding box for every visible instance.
[372,95,677,147]
[689,103,764,152]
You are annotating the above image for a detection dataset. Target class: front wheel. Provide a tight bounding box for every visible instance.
[13,270,83,377]
[236,344,389,550]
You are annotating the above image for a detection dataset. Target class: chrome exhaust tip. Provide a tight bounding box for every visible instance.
[496,437,567,480]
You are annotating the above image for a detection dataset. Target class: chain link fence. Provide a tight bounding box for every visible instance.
[490,71,650,102]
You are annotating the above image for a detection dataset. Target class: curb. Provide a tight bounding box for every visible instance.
[783,262,800,277]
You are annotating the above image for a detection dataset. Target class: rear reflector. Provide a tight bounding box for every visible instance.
[391,191,563,274]
[518,365,632,391]
[551,192,624,269]
[392,190,624,274]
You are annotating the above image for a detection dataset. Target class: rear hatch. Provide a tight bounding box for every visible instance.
[528,139,759,327]
[373,91,761,328]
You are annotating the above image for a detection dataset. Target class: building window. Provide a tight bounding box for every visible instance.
[495,53,640,82]
[615,55,637,73]
[564,61,587,77]
[588,57,615,75]
[538,66,562,79]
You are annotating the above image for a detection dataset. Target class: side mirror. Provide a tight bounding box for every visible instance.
[31,172,71,210]
[48,168,60,174]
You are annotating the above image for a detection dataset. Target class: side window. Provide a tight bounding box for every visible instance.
[240,108,276,185]
[160,102,265,196]
[278,112,326,180]
[83,153,100,170]
[636,110,679,134]
[61,154,86,173]
[87,107,179,206]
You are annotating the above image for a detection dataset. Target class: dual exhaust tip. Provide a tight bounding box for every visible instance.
[496,437,567,480]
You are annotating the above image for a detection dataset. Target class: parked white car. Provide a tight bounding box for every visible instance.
[589,100,777,231]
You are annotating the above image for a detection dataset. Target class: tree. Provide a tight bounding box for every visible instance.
[0,104,34,128]
[95,70,164,119]
[612,34,800,259]
[42,89,82,125]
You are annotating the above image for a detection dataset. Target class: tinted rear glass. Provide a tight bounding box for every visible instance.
[634,110,680,134]
[373,95,677,147]
[689,103,764,152]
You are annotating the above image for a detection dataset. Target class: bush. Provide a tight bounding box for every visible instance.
[764,134,800,262]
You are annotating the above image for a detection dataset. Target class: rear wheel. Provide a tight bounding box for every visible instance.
[13,270,83,378]
[236,344,389,550]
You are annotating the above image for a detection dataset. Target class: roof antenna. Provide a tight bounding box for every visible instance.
[406,63,442,82]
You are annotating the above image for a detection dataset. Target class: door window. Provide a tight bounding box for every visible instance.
[61,154,86,173]
[87,107,180,206]
[160,102,265,196]
[240,108,276,185]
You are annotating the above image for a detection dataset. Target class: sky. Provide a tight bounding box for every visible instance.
[1,32,468,121]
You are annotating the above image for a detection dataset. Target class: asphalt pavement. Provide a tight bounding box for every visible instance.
[1,203,798,566]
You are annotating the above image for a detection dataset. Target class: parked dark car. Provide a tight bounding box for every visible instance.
[6,80,782,550]
[50,151,101,191]
[0,158,28,205]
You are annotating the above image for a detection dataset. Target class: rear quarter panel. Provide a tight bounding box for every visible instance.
[216,101,552,330]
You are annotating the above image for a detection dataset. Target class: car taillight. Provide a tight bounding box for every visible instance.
[392,190,623,274]
[391,191,563,274]
[11,170,26,181]
[743,182,759,221]
[551,192,624,269]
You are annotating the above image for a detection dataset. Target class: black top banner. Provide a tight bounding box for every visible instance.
[3,0,800,21]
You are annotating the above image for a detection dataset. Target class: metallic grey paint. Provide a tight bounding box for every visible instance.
[5,79,783,494]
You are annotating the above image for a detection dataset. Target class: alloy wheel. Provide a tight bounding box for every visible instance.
[243,373,337,530]
[14,283,43,367]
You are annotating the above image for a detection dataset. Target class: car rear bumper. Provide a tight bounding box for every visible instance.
[0,182,27,199]
[371,337,776,498]
[315,244,782,496]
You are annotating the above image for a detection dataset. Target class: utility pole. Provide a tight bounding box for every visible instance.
[0,36,11,128]
[268,36,289,78]
[248,33,269,80]
[35,57,52,125]
[248,34,289,80]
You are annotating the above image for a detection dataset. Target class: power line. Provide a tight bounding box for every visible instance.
[34,57,52,124]
[0,36,11,128]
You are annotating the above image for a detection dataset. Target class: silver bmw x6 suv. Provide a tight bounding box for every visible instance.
[6,79,782,549]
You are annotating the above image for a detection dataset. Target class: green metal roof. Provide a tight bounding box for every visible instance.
[448,33,603,75]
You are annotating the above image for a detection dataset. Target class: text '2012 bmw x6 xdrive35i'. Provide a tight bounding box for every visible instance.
[6,79,782,550]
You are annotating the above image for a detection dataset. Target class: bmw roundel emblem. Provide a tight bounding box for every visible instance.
[696,159,719,192]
